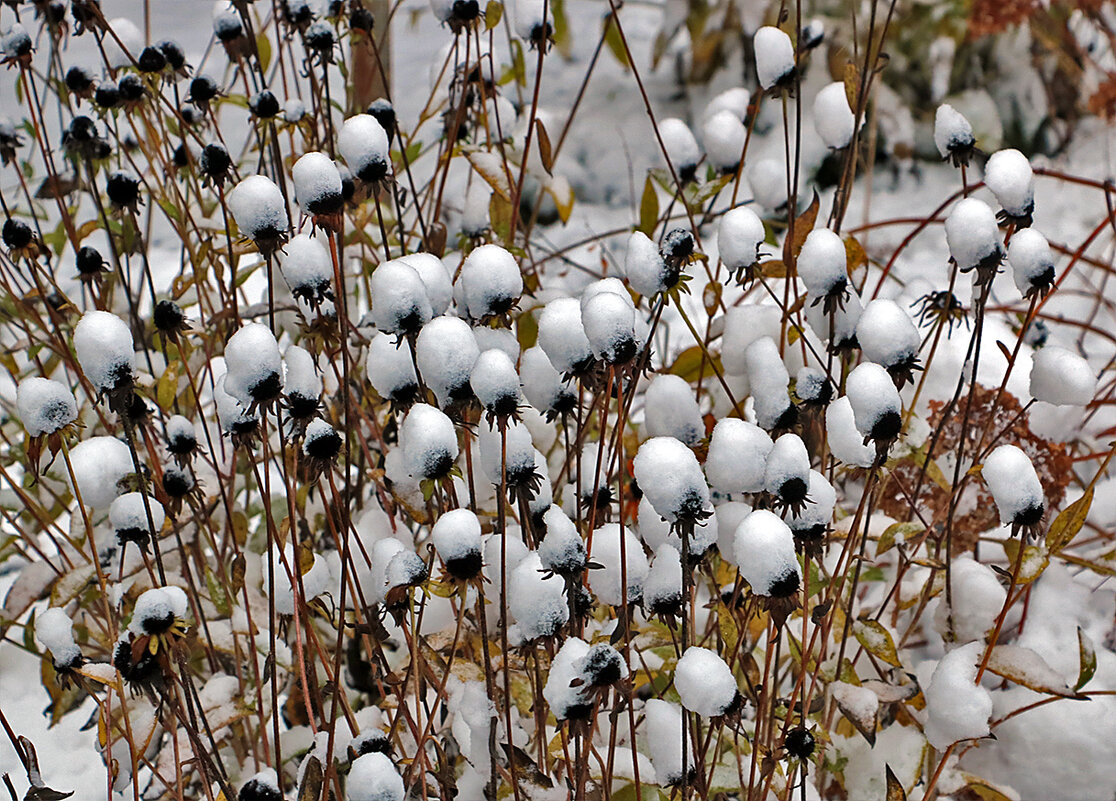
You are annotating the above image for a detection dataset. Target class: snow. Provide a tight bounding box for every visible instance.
[826,396,876,468]
[460,244,523,320]
[658,118,700,178]
[67,435,133,508]
[508,552,568,640]
[35,607,81,669]
[1,23,30,59]
[284,345,322,412]
[292,151,343,216]
[228,175,289,241]
[934,104,975,161]
[714,501,752,564]
[73,310,135,394]
[302,419,341,460]
[1029,346,1096,406]
[763,434,810,505]
[366,332,418,403]
[273,545,332,616]
[239,769,281,801]
[461,181,491,237]
[637,495,716,556]
[470,349,521,417]
[675,647,738,717]
[520,346,576,417]
[643,374,704,446]
[415,316,479,407]
[984,148,1035,219]
[347,751,404,801]
[16,377,77,437]
[632,436,710,523]
[703,87,750,122]
[717,205,766,275]
[754,26,795,91]
[215,374,259,435]
[587,523,648,606]
[624,230,671,297]
[745,336,793,430]
[544,637,591,720]
[432,508,483,565]
[400,253,453,316]
[933,555,1006,644]
[806,284,863,348]
[644,543,682,614]
[945,197,1002,271]
[701,110,746,172]
[370,257,433,335]
[224,323,283,406]
[982,445,1045,528]
[538,505,586,575]
[130,586,188,635]
[721,304,781,378]
[789,471,836,537]
[581,288,638,364]
[748,158,789,210]
[512,0,551,42]
[734,509,800,597]
[643,699,692,786]
[537,296,594,375]
[278,233,333,303]
[812,82,856,150]
[797,227,848,299]
[109,492,165,543]
[856,299,919,371]
[339,114,391,183]
[829,681,879,732]
[399,403,458,480]
[845,362,902,442]
[923,640,993,750]
[705,418,773,496]
[1007,228,1056,298]
[477,417,536,487]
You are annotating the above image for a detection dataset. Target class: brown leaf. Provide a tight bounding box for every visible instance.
[831,681,879,745]
[296,755,322,801]
[985,644,1086,698]
[536,119,554,176]
[885,765,906,801]
[790,191,820,261]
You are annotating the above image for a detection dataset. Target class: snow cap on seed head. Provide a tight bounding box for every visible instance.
[675,646,739,717]
[460,244,523,320]
[845,362,902,444]
[74,310,135,396]
[36,607,81,670]
[856,299,920,372]
[645,700,694,786]
[705,417,773,497]
[224,323,283,406]
[643,374,704,446]
[984,148,1035,223]
[633,436,710,524]
[538,505,586,576]
[520,346,577,419]
[509,552,568,640]
[734,509,801,597]
[749,158,789,210]
[754,26,796,91]
[717,205,765,279]
[798,227,849,300]
[338,114,391,184]
[399,403,458,480]
[644,543,682,615]
[370,257,433,336]
[1029,346,1096,407]
[470,348,521,418]
[826,396,875,468]
[701,110,747,173]
[812,82,856,149]
[347,751,404,801]
[292,151,343,218]
[945,197,1002,275]
[1007,228,1055,300]
[17,377,77,438]
[745,337,795,430]
[432,508,483,579]
[537,296,594,376]
[477,417,537,488]
[581,285,639,365]
[624,230,673,297]
[764,433,810,509]
[67,436,132,508]
[934,104,975,165]
[587,523,649,605]
[228,175,288,253]
[366,332,419,405]
[659,118,701,182]
[283,344,322,416]
[400,253,453,316]
[982,444,1045,535]
[278,233,333,305]
[415,316,480,407]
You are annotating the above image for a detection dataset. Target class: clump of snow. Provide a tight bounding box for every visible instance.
[224,323,283,406]
[239,769,281,801]
[292,151,343,217]
[110,492,165,544]
[460,244,523,320]
[745,337,793,430]
[659,118,700,180]
[273,545,332,616]
[845,362,902,443]
[945,197,1002,272]
[415,316,480,407]
[764,434,810,507]
[675,647,739,717]
[643,374,703,446]
[798,227,849,299]
[461,181,491,237]
[129,586,188,635]
[544,637,592,721]
[471,349,521,418]
[624,231,672,297]
[277,233,332,304]
[165,414,197,455]
[734,509,801,597]
[717,206,765,276]
[366,333,419,404]
[934,104,975,161]
[74,310,135,394]
[934,555,1006,644]
[1029,346,1096,406]
[399,403,458,480]
[68,435,133,508]
[347,751,404,801]
[644,543,682,615]
[587,523,648,606]
[982,445,1045,529]
[284,344,322,415]
[637,495,716,556]
[36,607,82,669]
[984,148,1035,219]
[339,114,391,183]
[705,418,773,497]
[581,286,639,364]
[856,299,919,371]
[701,110,746,173]
[826,396,876,468]
[748,158,789,210]
[370,258,433,335]
[432,508,483,578]
[923,641,992,750]
[17,377,77,437]
[812,82,856,149]
[754,26,795,90]
[703,87,750,122]
[721,304,781,378]
[633,437,710,523]
[644,699,693,786]
[401,253,453,316]
[789,470,836,539]
[1007,228,1056,298]
[215,374,259,436]
[520,346,576,418]
[228,175,289,242]
[538,505,586,576]
[476,418,536,487]
[508,552,568,640]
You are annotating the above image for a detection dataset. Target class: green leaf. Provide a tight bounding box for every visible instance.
[1075,626,1097,691]
[638,173,659,236]
[602,13,629,69]
[256,31,272,73]
[485,0,502,31]
[853,618,902,668]
[1046,488,1092,554]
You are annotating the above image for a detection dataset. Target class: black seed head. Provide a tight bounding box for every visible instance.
[304,21,335,52]
[248,371,283,404]
[870,409,902,443]
[778,476,808,506]
[214,14,244,42]
[249,90,280,118]
[106,171,141,209]
[1014,501,1045,528]
[445,550,483,581]
[163,466,194,497]
[283,0,314,27]
[166,430,197,457]
[116,526,150,549]
[3,218,32,250]
[137,45,166,73]
[172,143,190,168]
[305,426,342,461]
[139,607,175,635]
[661,228,694,263]
[67,115,98,143]
[349,6,374,32]
[452,0,480,22]
[767,568,801,599]
[94,82,120,109]
[352,731,391,758]
[118,74,145,103]
[367,99,396,143]
[179,105,201,126]
[200,143,231,179]
[238,778,282,801]
[153,300,186,333]
[785,727,815,760]
[189,75,218,105]
[581,644,623,687]
[65,66,94,94]
[76,246,105,275]
[356,157,388,185]
[157,40,187,72]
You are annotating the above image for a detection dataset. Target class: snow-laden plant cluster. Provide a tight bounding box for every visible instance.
[1,4,1116,801]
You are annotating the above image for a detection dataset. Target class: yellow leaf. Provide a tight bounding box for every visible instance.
[1046,489,1093,554]
[853,618,902,668]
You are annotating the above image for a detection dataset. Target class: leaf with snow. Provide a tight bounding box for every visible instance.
[985,645,1085,699]
[830,680,879,744]
[853,618,902,668]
